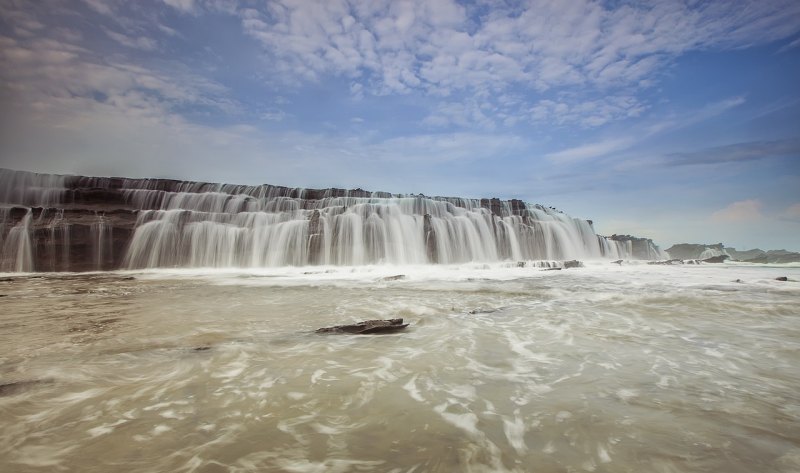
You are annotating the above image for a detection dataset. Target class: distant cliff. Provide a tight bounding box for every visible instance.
[665,243,800,263]
[1,169,665,272]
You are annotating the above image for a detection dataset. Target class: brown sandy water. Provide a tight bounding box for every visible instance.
[0,263,799,472]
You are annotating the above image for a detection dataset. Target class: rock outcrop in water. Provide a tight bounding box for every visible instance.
[316,318,409,334]
[0,169,666,272]
[702,255,730,263]
[666,242,800,263]
[665,243,727,260]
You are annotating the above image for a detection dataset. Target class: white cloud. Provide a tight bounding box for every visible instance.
[531,96,646,128]
[163,0,196,13]
[103,28,158,51]
[81,0,115,16]
[545,138,635,163]
[240,1,797,92]
[423,100,497,130]
[711,200,764,223]
[229,0,800,128]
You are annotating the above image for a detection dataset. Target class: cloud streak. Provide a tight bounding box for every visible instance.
[545,138,635,163]
[665,139,800,166]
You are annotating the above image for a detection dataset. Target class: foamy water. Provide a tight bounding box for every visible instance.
[1,262,799,472]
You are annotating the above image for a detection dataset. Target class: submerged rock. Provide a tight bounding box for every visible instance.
[379,275,406,282]
[702,255,730,263]
[316,318,409,334]
[0,379,54,397]
[648,259,684,265]
[776,276,788,281]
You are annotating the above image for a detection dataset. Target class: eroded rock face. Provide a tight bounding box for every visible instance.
[609,234,665,259]
[1,169,666,271]
[316,318,409,334]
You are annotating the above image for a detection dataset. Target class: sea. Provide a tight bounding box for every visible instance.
[1,261,798,472]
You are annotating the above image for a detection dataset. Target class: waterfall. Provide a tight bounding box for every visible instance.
[0,208,34,272]
[91,214,113,270]
[0,168,664,271]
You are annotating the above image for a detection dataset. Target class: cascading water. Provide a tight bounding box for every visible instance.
[91,214,113,271]
[0,168,666,272]
[0,208,34,272]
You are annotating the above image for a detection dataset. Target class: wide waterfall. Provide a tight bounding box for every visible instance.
[0,168,665,271]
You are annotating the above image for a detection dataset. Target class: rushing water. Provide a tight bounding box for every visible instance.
[0,169,664,272]
[1,262,798,472]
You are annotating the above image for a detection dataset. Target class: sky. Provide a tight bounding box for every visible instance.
[0,0,799,251]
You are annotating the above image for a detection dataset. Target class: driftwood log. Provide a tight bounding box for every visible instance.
[316,318,409,334]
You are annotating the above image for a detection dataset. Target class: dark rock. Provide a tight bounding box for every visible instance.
[307,209,324,265]
[775,276,788,281]
[379,275,406,281]
[0,379,54,397]
[468,308,498,315]
[193,346,212,351]
[316,318,409,335]
[702,255,730,263]
[543,267,562,271]
[516,261,526,268]
[563,260,583,269]
[423,213,437,263]
[612,259,623,265]
[648,259,684,265]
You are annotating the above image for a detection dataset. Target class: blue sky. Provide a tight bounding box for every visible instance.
[1,0,799,251]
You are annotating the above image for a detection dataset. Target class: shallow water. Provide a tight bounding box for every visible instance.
[1,262,799,472]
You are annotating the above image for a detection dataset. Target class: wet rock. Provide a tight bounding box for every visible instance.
[543,267,562,271]
[612,260,623,265]
[563,260,583,269]
[468,308,498,315]
[379,275,406,282]
[516,261,526,268]
[193,346,212,351]
[648,259,684,265]
[316,318,409,334]
[702,255,730,263]
[0,379,54,397]
[734,279,743,283]
[423,213,437,263]
[776,276,788,281]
